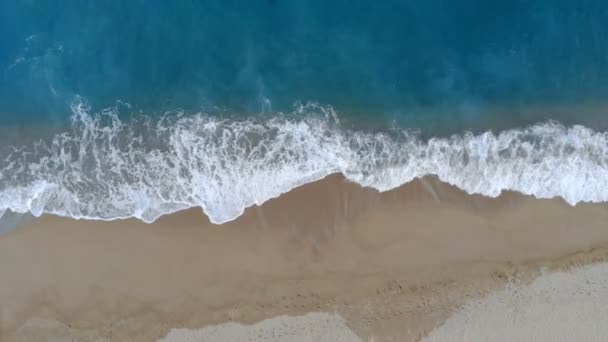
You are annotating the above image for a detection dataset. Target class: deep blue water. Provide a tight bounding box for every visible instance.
[2,0,608,130]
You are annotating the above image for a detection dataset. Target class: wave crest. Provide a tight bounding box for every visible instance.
[1,101,608,224]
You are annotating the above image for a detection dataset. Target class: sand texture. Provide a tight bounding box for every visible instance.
[2,175,608,341]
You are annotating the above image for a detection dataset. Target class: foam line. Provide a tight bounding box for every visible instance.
[1,100,607,224]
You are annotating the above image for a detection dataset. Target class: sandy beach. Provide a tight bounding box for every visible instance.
[2,175,608,341]
[4,1,608,341]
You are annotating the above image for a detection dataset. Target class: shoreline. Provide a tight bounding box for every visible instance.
[3,175,608,341]
[4,111,608,226]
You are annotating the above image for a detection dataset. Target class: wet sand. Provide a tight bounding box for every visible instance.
[2,175,608,341]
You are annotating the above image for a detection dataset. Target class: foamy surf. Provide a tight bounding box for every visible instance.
[1,100,608,224]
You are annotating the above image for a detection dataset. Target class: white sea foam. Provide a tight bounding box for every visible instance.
[158,312,361,342]
[1,100,608,224]
[422,262,608,342]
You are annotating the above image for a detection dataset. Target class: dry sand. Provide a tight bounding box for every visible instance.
[422,261,608,342]
[2,175,608,341]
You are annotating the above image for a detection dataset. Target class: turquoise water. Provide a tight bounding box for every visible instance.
[3,1,608,127]
[2,1,608,223]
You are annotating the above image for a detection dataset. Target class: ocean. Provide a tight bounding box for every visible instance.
[2,0,608,225]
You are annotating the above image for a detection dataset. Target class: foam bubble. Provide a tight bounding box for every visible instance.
[1,100,608,224]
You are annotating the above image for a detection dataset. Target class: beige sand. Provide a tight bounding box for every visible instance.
[2,175,608,341]
[423,262,608,342]
[159,312,362,342]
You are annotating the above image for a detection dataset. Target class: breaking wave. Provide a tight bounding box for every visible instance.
[1,100,608,224]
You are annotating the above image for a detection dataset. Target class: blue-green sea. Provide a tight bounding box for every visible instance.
[2,0,608,224]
